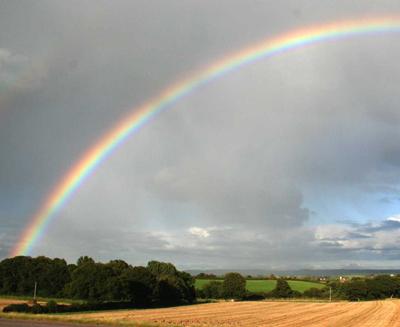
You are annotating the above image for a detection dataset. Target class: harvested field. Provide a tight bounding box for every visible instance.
[52,299,400,326]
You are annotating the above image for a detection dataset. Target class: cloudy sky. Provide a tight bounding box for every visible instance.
[2,0,400,270]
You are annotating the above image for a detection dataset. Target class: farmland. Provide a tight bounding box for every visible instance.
[195,279,325,293]
[4,299,400,326]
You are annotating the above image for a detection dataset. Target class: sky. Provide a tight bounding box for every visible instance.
[1,0,400,270]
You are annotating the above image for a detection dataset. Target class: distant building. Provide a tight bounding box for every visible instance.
[339,276,348,283]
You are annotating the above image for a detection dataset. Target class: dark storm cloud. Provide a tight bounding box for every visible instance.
[2,0,400,268]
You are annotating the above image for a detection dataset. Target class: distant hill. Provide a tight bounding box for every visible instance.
[186,268,400,277]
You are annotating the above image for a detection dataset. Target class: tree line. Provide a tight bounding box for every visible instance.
[197,274,400,301]
[0,256,195,307]
[336,275,400,301]
[2,256,400,306]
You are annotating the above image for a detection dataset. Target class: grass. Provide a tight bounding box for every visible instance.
[194,279,224,290]
[0,294,84,304]
[195,279,325,293]
[245,280,277,292]
[0,312,160,326]
[287,280,325,292]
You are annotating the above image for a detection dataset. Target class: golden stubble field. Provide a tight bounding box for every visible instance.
[60,299,400,327]
[3,299,400,326]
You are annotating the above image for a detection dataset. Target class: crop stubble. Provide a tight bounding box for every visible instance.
[64,299,400,326]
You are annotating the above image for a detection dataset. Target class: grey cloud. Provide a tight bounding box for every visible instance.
[2,1,400,269]
[315,218,400,259]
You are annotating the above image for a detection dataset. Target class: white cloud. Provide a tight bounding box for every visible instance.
[189,227,210,239]
[387,214,400,223]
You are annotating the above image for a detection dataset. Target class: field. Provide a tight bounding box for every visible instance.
[4,299,400,326]
[195,279,325,293]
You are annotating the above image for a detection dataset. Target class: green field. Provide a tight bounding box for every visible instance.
[195,279,325,293]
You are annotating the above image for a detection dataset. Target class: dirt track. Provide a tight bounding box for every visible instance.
[63,299,400,326]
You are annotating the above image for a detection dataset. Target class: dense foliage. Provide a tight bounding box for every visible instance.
[3,256,400,307]
[195,273,218,279]
[0,256,70,297]
[338,275,400,301]
[269,279,301,298]
[0,256,195,308]
[222,272,246,299]
[199,281,223,299]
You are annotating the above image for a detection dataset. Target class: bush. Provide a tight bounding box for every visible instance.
[31,303,47,314]
[242,292,266,301]
[196,288,205,298]
[3,301,140,314]
[46,300,58,313]
[3,303,30,313]
[303,287,325,298]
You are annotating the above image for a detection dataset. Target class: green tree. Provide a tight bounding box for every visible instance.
[270,279,294,298]
[147,261,177,277]
[76,256,95,266]
[154,275,183,305]
[222,272,246,299]
[202,281,223,299]
[120,266,156,306]
[340,280,368,301]
[148,262,195,305]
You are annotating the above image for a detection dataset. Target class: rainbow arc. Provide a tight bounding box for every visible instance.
[11,16,400,256]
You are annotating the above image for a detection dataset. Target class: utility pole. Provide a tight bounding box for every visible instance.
[33,281,37,304]
[329,286,332,302]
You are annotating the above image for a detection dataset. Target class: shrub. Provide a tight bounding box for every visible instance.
[31,303,47,314]
[303,287,325,298]
[46,300,58,313]
[3,303,30,313]
[242,292,266,301]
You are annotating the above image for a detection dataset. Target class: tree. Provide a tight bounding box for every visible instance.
[340,280,368,301]
[0,256,195,307]
[0,256,69,297]
[222,273,246,299]
[147,262,195,305]
[154,275,183,305]
[76,256,95,267]
[120,266,156,306]
[196,273,217,279]
[270,279,294,298]
[202,281,223,299]
[147,261,177,277]
[365,275,400,299]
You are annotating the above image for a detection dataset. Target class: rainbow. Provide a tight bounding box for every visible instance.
[11,16,400,256]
